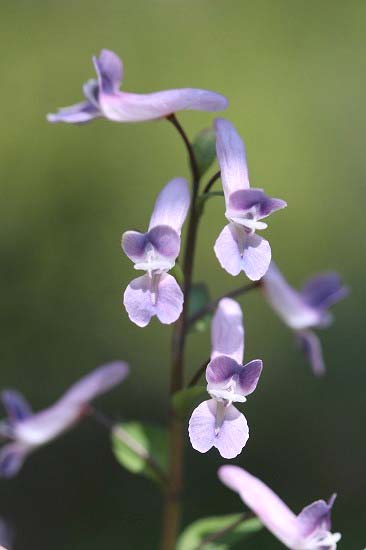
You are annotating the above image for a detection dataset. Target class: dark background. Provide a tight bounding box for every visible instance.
[0,1,365,548]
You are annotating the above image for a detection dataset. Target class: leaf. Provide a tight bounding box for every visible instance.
[192,128,217,177]
[177,514,262,550]
[111,422,168,484]
[172,386,207,419]
[187,283,212,333]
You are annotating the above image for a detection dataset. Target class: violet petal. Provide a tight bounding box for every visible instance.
[211,298,244,363]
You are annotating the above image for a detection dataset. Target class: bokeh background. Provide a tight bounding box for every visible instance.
[0,1,365,548]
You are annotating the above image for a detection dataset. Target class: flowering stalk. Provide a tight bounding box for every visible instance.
[161,115,202,550]
[187,281,260,327]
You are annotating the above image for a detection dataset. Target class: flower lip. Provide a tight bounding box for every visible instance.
[123,225,180,274]
[133,242,176,274]
[303,530,341,550]
[206,355,263,402]
[226,188,287,233]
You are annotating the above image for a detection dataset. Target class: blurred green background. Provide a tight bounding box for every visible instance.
[0,0,364,548]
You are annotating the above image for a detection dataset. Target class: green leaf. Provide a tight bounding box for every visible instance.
[172,386,207,419]
[192,128,217,177]
[187,283,212,333]
[177,514,262,550]
[111,422,168,484]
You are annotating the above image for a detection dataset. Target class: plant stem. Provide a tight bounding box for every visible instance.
[187,357,210,387]
[188,281,261,327]
[202,170,221,194]
[161,115,201,550]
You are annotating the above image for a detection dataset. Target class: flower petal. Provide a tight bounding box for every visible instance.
[47,101,101,124]
[188,400,248,458]
[258,196,287,217]
[239,360,263,395]
[14,402,83,446]
[214,224,243,276]
[62,362,129,405]
[148,226,180,260]
[214,404,249,459]
[296,496,336,536]
[296,330,326,376]
[300,273,349,311]
[1,390,32,422]
[155,273,184,324]
[241,232,271,281]
[121,231,148,263]
[218,466,303,549]
[0,443,30,478]
[214,118,250,207]
[12,363,128,447]
[123,273,183,327]
[262,262,325,330]
[93,49,123,94]
[214,225,271,280]
[98,89,228,122]
[148,178,190,235]
[188,399,216,454]
[228,188,287,219]
[211,298,244,363]
[123,274,156,327]
[206,356,240,385]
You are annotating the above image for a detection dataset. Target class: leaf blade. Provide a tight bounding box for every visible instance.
[177,514,262,550]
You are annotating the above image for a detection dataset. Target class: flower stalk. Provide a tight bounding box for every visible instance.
[161,115,202,550]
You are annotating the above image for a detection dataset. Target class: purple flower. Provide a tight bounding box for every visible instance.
[188,298,263,459]
[219,465,341,550]
[0,362,128,477]
[47,50,228,124]
[262,262,348,375]
[213,118,287,280]
[122,178,190,327]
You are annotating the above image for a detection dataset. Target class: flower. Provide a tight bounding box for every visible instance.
[188,298,263,459]
[219,465,341,550]
[213,118,287,280]
[261,262,348,375]
[122,178,190,327]
[47,49,228,124]
[0,362,128,477]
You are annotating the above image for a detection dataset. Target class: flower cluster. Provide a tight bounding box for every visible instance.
[0,48,348,549]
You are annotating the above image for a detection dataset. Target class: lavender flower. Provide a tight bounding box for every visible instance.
[122,178,190,327]
[47,49,228,124]
[219,465,341,550]
[0,362,128,477]
[213,118,287,280]
[261,262,348,375]
[188,298,263,459]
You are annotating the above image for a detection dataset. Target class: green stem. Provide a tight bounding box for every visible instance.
[187,357,210,387]
[202,170,221,194]
[187,281,261,327]
[161,115,201,550]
